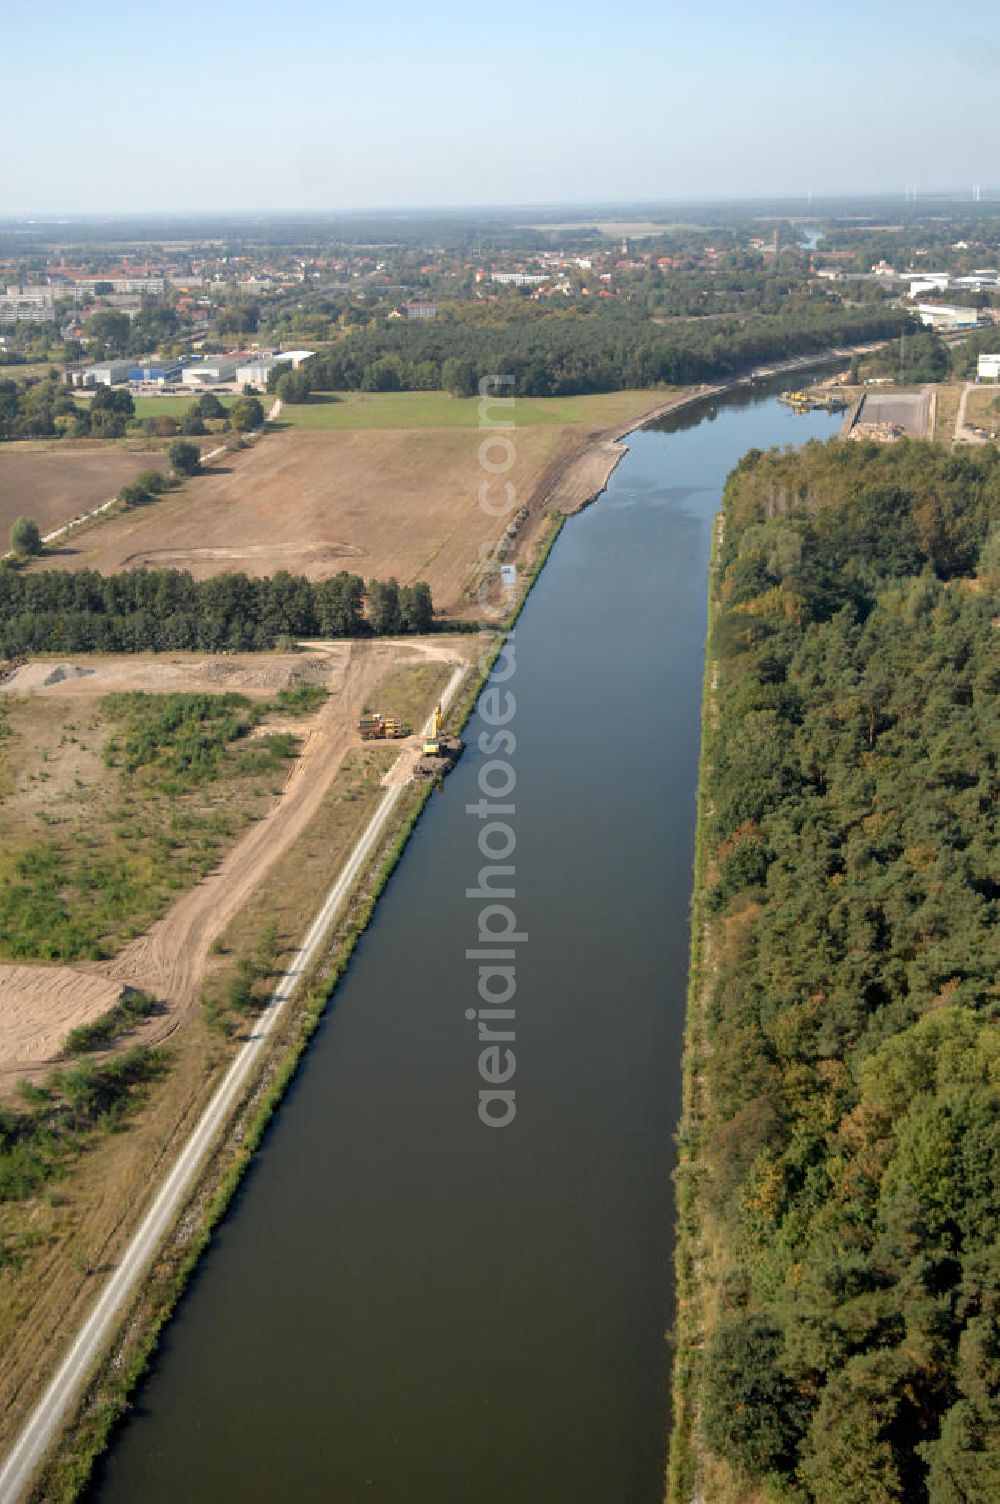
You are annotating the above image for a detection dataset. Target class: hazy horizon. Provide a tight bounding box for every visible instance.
[5,0,999,216]
[3,188,1000,224]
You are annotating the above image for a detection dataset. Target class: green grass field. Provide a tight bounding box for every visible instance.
[126,394,259,419]
[0,362,62,383]
[273,388,670,431]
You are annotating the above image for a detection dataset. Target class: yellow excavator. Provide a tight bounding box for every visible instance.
[423,702,444,756]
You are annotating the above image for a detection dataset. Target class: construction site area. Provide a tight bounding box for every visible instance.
[0,637,472,1090]
[845,389,933,443]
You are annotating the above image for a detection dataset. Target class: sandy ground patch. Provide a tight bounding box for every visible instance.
[0,967,123,1069]
[1,650,338,700]
[0,447,162,541]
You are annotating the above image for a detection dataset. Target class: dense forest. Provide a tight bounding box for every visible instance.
[676,439,999,1503]
[0,568,434,653]
[274,302,907,398]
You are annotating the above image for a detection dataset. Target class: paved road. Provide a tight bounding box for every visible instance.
[0,665,467,1504]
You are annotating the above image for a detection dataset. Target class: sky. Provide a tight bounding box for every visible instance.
[4,0,1000,214]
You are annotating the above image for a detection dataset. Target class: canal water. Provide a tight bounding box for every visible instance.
[88,378,841,1504]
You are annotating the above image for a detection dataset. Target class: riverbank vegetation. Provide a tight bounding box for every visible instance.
[675,438,999,1503]
[0,568,435,654]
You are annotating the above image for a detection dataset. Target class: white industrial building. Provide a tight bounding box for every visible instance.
[76,361,131,386]
[976,353,1000,381]
[916,304,981,331]
[909,276,950,297]
[182,354,243,386]
[235,356,278,387]
[184,348,314,387]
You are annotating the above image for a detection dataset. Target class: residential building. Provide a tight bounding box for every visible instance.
[0,286,56,323]
[976,353,1000,380]
[491,272,549,287]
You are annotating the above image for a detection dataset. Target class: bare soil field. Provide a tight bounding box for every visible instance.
[33,429,578,614]
[0,446,162,542]
[34,394,682,615]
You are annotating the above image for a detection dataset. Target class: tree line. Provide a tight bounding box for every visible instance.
[0,377,265,444]
[271,302,908,399]
[0,569,434,654]
[677,437,999,1503]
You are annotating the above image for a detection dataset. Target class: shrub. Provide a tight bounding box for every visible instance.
[230,396,264,431]
[134,469,169,494]
[167,439,201,476]
[9,516,42,557]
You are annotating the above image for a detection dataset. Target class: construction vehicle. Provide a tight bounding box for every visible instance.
[780,388,848,414]
[423,702,444,756]
[358,712,410,741]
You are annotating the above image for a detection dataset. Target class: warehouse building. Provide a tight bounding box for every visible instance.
[128,361,182,386]
[77,361,131,386]
[916,304,981,331]
[182,354,243,386]
[235,356,278,387]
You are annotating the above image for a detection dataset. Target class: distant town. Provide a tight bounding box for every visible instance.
[2,210,999,403]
